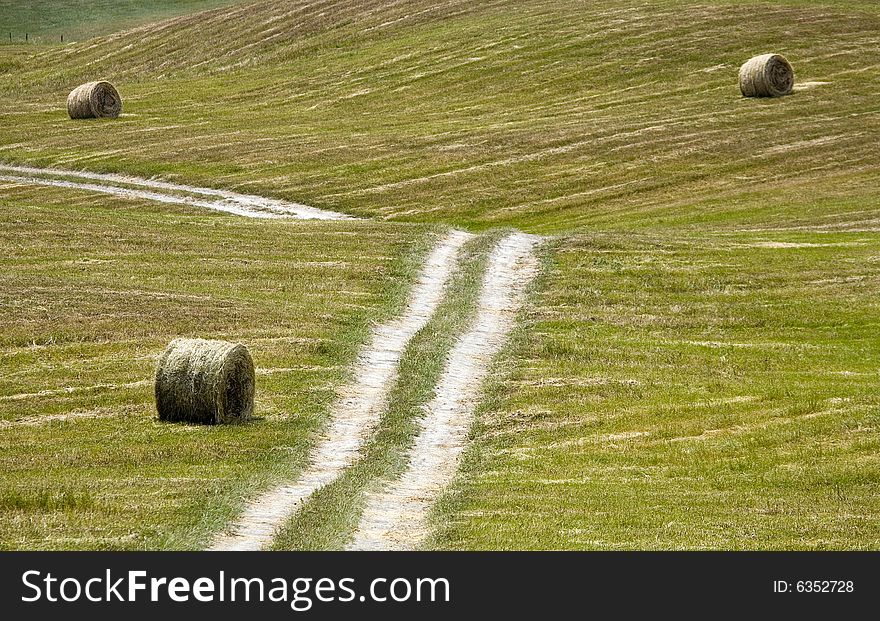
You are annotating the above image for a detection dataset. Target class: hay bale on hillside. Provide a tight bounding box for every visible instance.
[155,338,255,424]
[739,54,794,97]
[67,81,122,119]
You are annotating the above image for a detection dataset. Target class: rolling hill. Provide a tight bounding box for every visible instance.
[0,0,878,549]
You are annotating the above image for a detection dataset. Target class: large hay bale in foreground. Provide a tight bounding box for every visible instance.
[155,338,255,424]
[739,54,794,97]
[67,81,122,119]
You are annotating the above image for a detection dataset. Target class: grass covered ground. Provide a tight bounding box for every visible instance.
[0,182,431,549]
[432,228,880,549]
[0,0,877,549]
[0,0,239,43]
[271,231,501,550]
[1,0,878,231]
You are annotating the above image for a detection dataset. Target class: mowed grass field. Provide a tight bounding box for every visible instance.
[432,230,880,549]
[0,183,430,549]
[1,0,878,231]
[0,0,239,43]
[0,0,878,549]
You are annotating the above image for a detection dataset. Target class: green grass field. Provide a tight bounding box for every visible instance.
[0,0,239,43]
[0,0,878,549]
[0,183,432,549]
[432,229,880,549]
[2,0,878,231]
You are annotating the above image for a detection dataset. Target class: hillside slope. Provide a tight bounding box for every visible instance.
[1,0,878,231]
[0,0,241,43]
[1,0,878,550]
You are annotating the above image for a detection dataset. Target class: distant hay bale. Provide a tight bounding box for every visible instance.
[67,81,122,119]
[155,338,255,424]
[739,54,794,97]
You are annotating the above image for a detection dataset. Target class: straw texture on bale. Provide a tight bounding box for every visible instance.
[155,338,255,424]
[67,81,123,119]
[739,54,794,97]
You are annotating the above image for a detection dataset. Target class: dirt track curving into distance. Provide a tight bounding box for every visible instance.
[0,164,350,220]
[10,163,541,551]
[209,230,472,551]
[349,232,540,550]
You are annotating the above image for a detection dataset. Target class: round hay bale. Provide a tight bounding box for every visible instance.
[67,81,122,119]
[155,338,255,425]
[739,54,794,97]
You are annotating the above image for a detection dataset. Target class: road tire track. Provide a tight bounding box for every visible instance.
[0,164,350,220]
[209,230,472,551]
[349,232,540,550]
